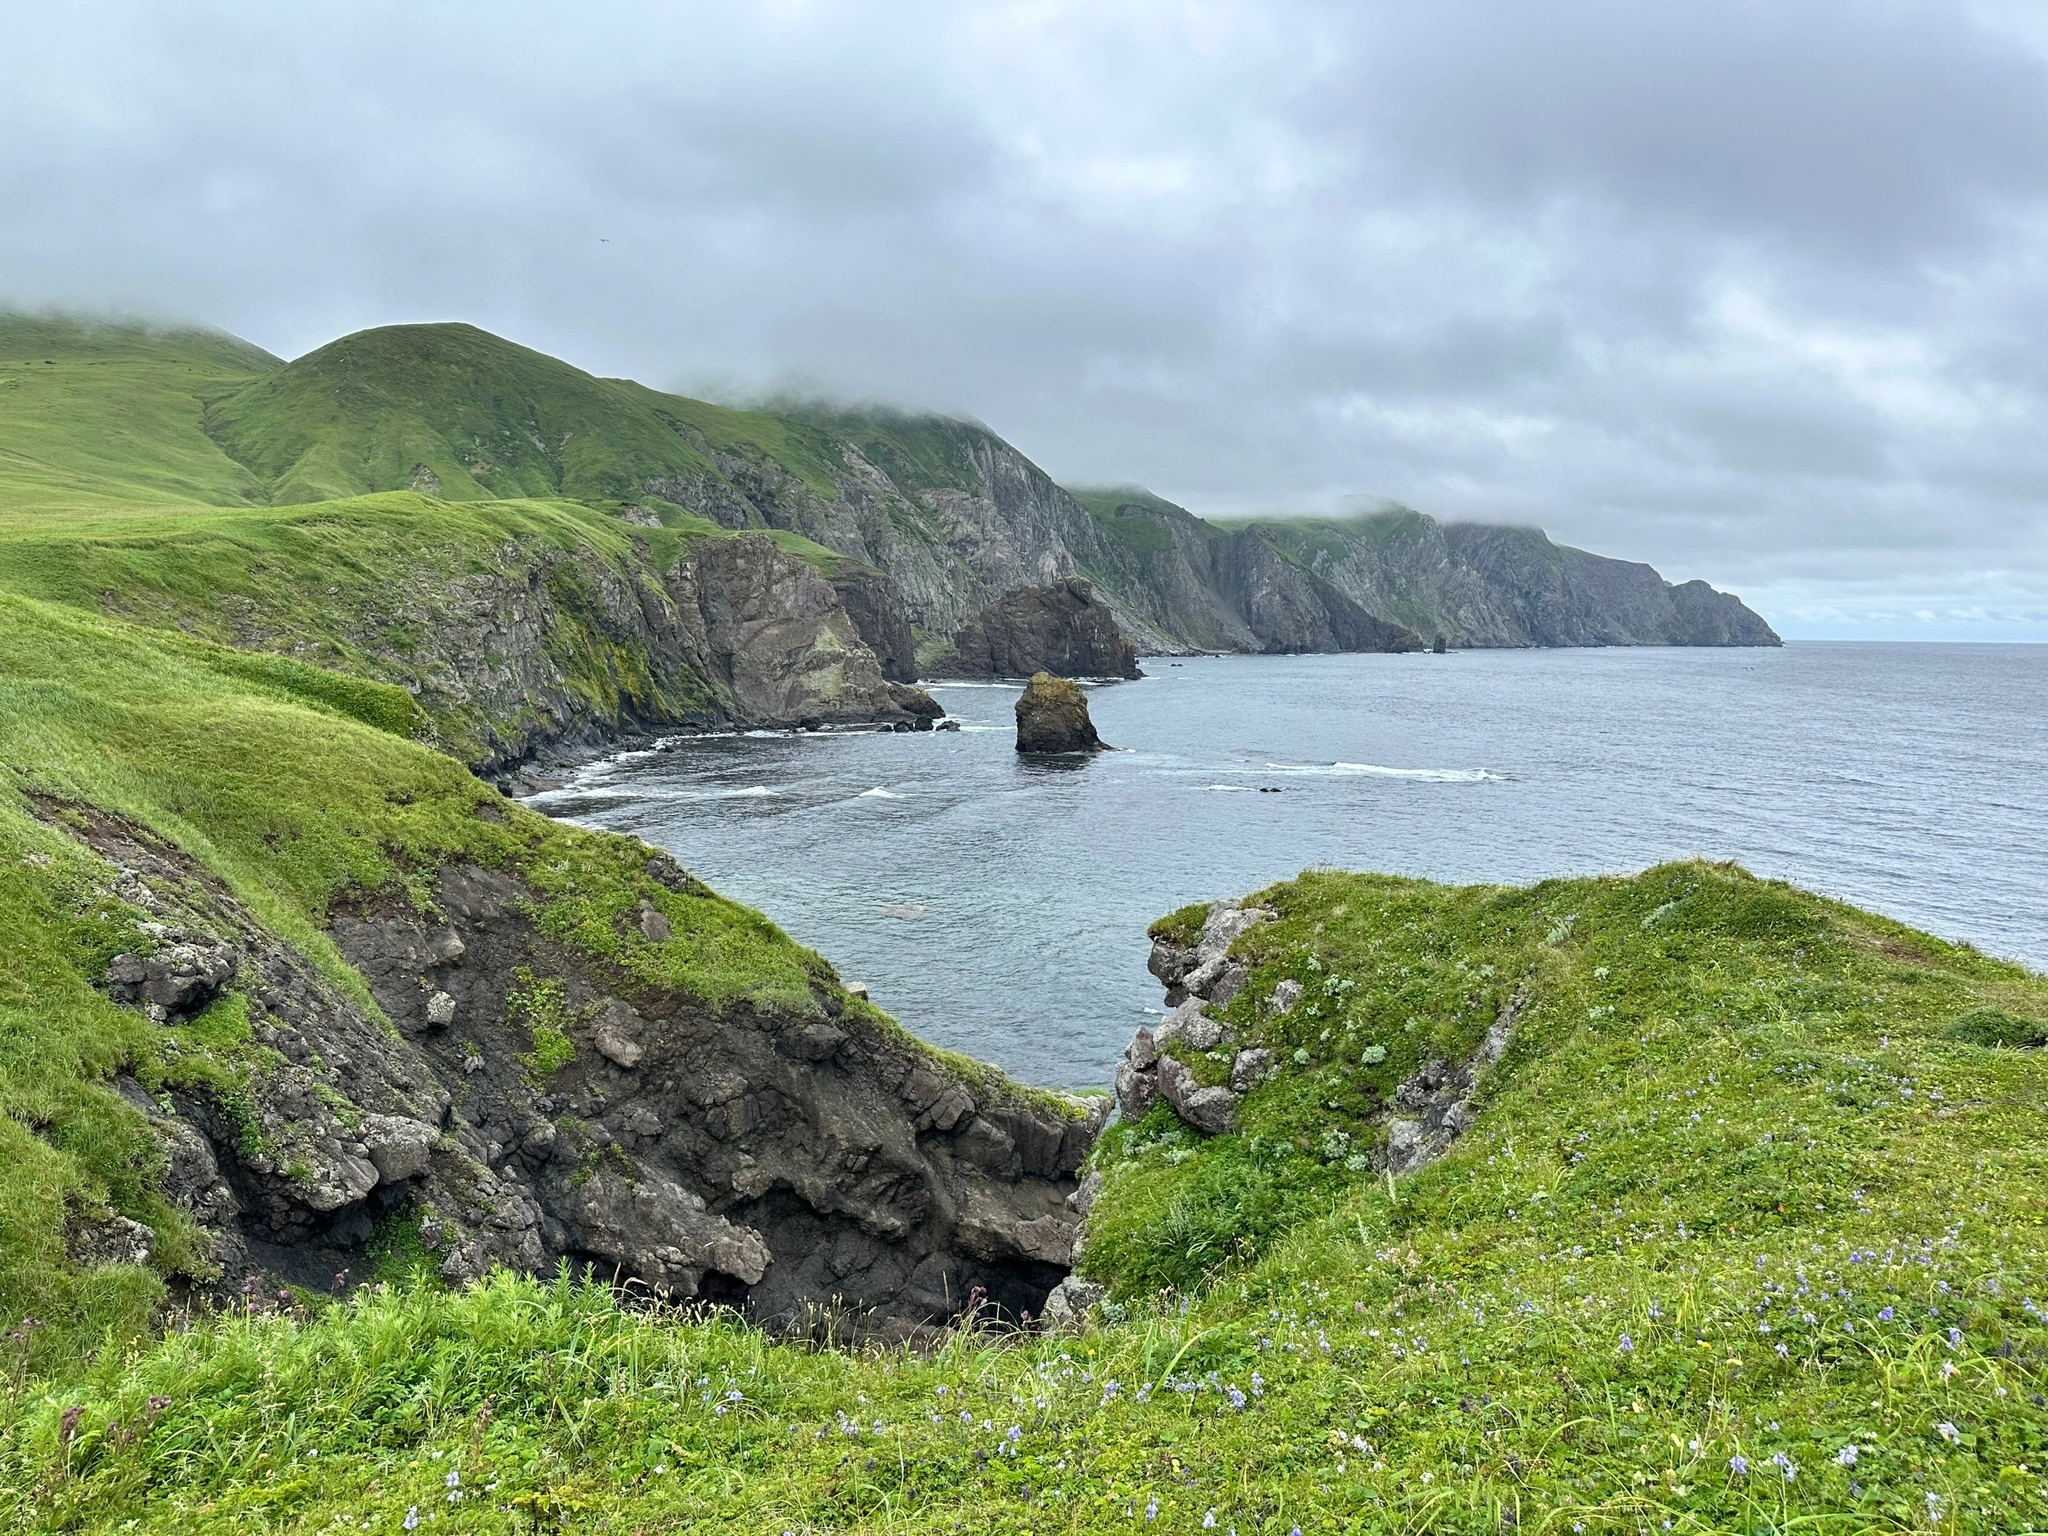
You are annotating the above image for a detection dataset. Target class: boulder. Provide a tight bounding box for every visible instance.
[1015,672,1108,754]
[361,1113,438,1184]
[946,578,1142,680]
[1229,1048,1277,1092]
[1040,1275,1106,1330]
[1156,1055,1237,1136]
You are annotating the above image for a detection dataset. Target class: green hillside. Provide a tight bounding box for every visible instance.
[1066,484,1207,557]
[6,859,2046,1532]
[0,316,277,509]
[204,323,730,506]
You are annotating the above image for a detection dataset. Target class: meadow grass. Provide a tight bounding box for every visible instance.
[3,861,2045,1532]
[0,318,275,510]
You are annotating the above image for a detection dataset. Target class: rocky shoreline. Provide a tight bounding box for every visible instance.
[52,796,1104,1339]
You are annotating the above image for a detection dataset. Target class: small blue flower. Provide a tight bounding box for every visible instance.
[1878,1306,1894,1322]
[1729,1455,1749,1476]
[402,1509,419,1531]
[1619,1333,1633,1353]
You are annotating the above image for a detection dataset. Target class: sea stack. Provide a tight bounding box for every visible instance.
[1015,671,1108,753]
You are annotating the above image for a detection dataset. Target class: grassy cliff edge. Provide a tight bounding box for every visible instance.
[4,860,2044,1531]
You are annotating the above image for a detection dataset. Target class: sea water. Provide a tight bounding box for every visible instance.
[527,644,2047,1088]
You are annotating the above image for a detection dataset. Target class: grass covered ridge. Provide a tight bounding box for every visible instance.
[6,861,2047,1532]
[0,583,963,1364]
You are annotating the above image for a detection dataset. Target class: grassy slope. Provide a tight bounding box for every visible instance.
[7,862,2046,1533]
[0,587,885,1346]
[1065,484,1207,558]
[0,317,277,509]
[0,321,858,760]
[204,323,729,507]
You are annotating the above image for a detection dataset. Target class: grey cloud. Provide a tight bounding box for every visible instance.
[2,0,2045,636]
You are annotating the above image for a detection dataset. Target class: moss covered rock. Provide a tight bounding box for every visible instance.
[1014,671,1107,753]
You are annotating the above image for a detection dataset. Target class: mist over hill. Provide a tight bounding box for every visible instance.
[9,314,1769,654]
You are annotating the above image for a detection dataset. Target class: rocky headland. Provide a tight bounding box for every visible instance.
[46,795,1099,1336]
[940,578,1142,680]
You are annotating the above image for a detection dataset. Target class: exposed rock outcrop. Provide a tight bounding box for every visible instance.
[48,800,1102,1336]
[1119,899,1275,1128]
[1014,672,1107,754]
[942,578,1142,680]
[1122,892,1521,1183]
[201,526,942,778]
[829,563,919,683]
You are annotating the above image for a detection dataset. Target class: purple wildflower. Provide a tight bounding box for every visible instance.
[1729,1455,1749,1476]
[1878,1306,1894,1322]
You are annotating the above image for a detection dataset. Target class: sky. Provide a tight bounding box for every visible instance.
[6,1,2047,639]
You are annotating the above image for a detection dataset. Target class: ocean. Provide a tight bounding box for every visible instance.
[526,643,2046,1089]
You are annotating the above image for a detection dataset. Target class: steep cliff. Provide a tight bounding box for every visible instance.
[0,593,1095,1348]
[941,578,1143,679]
[1227,507,1782,648]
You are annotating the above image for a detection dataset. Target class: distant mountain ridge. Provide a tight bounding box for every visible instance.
[1142,497,1779,650]
[1,316,1777,706]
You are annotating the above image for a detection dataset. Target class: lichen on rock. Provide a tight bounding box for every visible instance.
[1014,671,1108,754]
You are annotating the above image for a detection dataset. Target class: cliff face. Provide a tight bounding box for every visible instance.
[944,579,1143,679]
[1237,511,1782,649]
[114,319,1776,666]
[65,502,942,778]
[43,797,1097,1336]
[1205,527,1426,654]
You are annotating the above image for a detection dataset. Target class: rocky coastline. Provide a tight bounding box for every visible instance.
[53,796,1101,1338]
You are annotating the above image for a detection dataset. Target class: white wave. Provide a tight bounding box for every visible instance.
[922,680,1021,690]
[520,786,636,807]
[1205,784,1254,792]
[1263,761,1501,783]
[857,787,908,799]
[953,723,1010,732]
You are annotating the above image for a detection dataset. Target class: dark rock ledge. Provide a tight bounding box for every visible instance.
[45,799,1104,1341]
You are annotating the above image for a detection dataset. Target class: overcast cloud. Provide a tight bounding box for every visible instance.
[6,0,2047,637]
